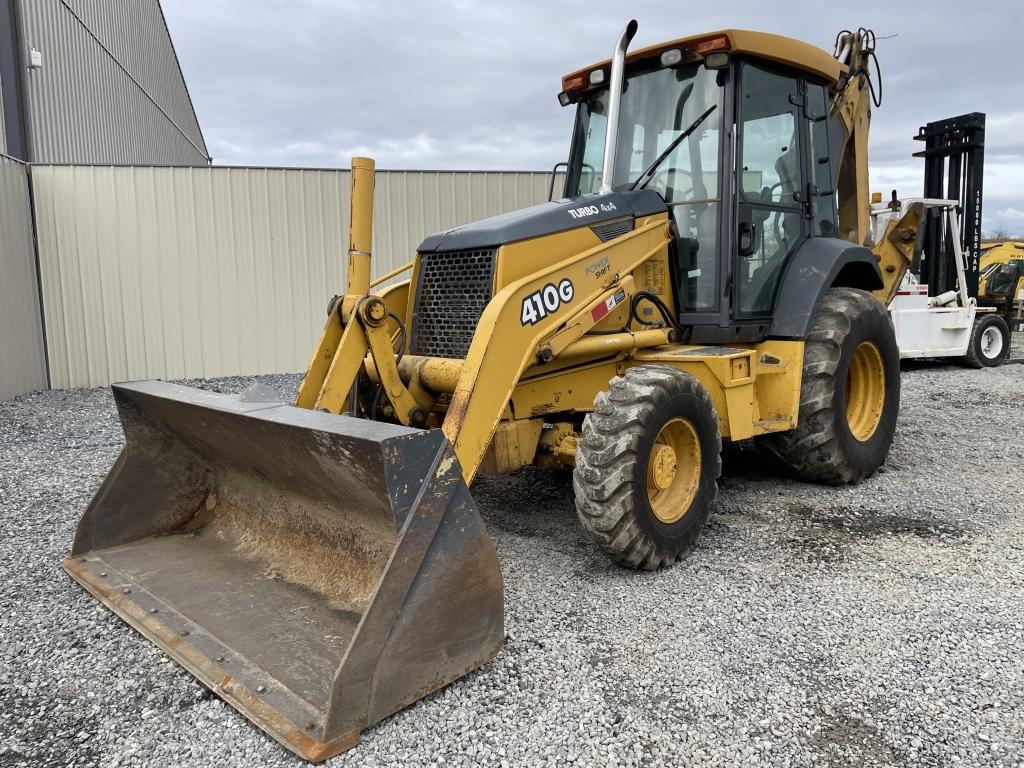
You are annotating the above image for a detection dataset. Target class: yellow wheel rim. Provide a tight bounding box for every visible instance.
[846,341,885,441]
[647,417,701,524]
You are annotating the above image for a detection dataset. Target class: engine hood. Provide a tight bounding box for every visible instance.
[416,189,667,253]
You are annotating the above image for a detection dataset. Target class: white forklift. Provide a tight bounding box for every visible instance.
[875,198,1010,367]
[877,114,1011,367]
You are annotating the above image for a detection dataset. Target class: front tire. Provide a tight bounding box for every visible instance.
[962,313,1010,368]
[573,366,722,570]
[759,287,900,485]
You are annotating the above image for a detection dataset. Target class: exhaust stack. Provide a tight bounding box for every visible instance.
[599,19,638,195]
[341,156,375,322]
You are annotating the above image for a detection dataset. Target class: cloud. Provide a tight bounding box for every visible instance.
[163,0,1024,231]
[987,207,1024,235]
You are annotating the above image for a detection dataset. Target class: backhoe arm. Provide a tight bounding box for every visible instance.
[829,28,914,303]
[829,29,877,248]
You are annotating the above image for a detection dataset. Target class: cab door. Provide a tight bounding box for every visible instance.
[733,62,811,318]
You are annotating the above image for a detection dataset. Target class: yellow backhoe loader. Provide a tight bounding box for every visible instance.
[65,23,918,761]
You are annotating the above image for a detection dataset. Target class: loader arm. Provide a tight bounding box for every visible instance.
[443,215,673,483]
[295,157,673,483]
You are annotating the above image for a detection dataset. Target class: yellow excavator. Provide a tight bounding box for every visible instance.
[64,23,918,761]
[979,241,1024,305]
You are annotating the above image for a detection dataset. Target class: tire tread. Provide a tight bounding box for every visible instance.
[573,366,721,569]
[759,288,899,485]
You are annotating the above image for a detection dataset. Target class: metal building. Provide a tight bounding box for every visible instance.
[0,0,208,164]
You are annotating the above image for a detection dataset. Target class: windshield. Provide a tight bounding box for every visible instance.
[566,63,724,312]
[566,63,723,202]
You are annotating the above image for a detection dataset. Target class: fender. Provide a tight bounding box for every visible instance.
[769,237,884,339]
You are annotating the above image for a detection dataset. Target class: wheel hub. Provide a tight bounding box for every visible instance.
[647,418,702,524]
[845,341,885,442]
[650,445,677,491]
[981,326,1003,359]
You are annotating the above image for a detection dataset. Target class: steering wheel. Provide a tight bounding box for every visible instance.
[772,210,787,246]
[760,182,788,245]
[644,167,695,202]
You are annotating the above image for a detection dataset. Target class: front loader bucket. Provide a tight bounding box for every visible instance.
[63,381,504,762]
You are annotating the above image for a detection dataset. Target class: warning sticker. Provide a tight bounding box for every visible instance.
[591,289,627,323]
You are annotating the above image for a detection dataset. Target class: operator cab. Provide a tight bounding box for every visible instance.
[561,30,846,340]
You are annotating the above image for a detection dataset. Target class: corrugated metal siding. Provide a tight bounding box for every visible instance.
[31,165,557,388]
[19,0,208,165]
[0,87,7,155]
[0,154,47,399]
[63,0,206,155]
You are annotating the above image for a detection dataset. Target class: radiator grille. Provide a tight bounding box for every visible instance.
[411,248,496,359]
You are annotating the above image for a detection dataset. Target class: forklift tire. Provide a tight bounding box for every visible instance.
[759,288,900,486]
[962,313,1010,368]
[573,366,722,570]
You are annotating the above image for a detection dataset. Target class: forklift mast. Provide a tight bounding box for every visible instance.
[912,113,986,298]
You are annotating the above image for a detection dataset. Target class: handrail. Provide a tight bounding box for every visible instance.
[548,162,568,201]
[370,260,414,288]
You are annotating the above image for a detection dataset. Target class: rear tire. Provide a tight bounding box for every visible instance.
[573,366,721,570]
[962,313,1010,368]
[759,287,900,485]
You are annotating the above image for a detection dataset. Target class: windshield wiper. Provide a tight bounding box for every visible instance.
[629,104,718,192]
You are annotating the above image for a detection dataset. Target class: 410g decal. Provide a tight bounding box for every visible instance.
[520,279,574,326]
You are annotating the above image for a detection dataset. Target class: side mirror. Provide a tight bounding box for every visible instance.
[738,220,758,257]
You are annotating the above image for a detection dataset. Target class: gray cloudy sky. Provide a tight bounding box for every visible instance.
[163,0,1024,233]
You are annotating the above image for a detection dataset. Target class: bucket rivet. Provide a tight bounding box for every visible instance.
[216,656,225,663]
[99,572,107,578]
[256,685,266,694]
[122,588,131,594]
[149,608,158,613]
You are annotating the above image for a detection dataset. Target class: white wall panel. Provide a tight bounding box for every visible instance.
[0,154,47,399]
[31,165,559,388]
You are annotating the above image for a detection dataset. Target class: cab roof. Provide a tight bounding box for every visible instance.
[562,28,845,90]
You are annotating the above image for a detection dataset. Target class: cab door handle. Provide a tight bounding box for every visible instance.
[738,221,758,257]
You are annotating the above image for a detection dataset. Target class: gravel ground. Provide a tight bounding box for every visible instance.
[2,350,1023,767]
